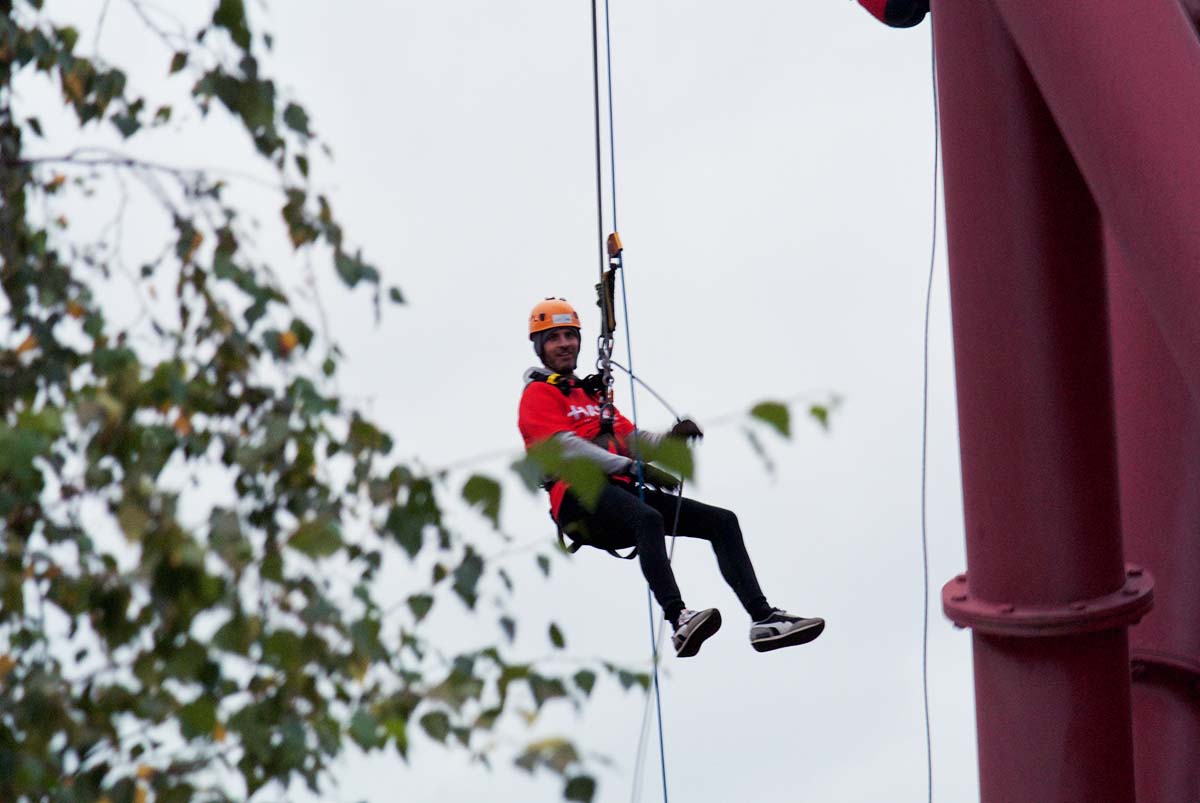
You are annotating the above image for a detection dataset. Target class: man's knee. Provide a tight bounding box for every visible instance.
[713,507,740,533]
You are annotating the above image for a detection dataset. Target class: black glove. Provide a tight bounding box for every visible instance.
[580,373,606,397]
[628,461,680,491]
[669,418,704,441]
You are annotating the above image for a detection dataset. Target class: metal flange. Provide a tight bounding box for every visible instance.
[1131,649,1200,697]
[942,565,1154,637]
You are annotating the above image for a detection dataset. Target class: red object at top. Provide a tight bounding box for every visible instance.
[518,380,634,518]
[856,0,928,28]
[858,0,888,19]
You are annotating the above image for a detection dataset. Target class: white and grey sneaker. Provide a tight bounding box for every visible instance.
[672,608,722,658]
[750,609,824,653]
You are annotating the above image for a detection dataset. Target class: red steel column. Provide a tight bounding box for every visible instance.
[959,3,1200,799]
[933,2,1150,800]
[984,0,1200,404]
[1108,235,1200,802]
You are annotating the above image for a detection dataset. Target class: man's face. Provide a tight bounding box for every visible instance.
[541,327,581,374]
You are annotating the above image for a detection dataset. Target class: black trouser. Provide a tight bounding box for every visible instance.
[557,481,772,624]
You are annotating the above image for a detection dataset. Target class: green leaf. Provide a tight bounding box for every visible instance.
[288,516,342,558]
[334,250,379,288]
[210,508,251,569]
[289,316,314,348]
[636,435,694,480]
[282,102,310,137]
[749,401,791,438]
[516,738,578,775]
[116,500,150,541]
[528,674,567,708]
[169,51,187,74]
[58,25,80,51]
[347,414,389,453]
[262,629,302,669]
[461,474,501,528]
[178,698,216,739]
[573,670,595,696]
[386,505,424,559]
[536,554,550,577]
[565,776,596,802]
[165,640,208,680]
[524,440,607,509]
[213,0,252,50]
[809,403,830,431]
[388,286,405,304]
[548,622,565,649]
[622,669,650,691]
[452,549,484,608]
[407,594,433,622]
[741,426,775,476]
[419,711,450,743]
[499,616,516,642]
[349,709,383,749]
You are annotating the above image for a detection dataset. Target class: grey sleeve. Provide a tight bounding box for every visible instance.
[552,432,634,476]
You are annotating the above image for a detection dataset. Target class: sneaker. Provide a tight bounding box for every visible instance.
[750,609,825,653]
[672,608,722,658]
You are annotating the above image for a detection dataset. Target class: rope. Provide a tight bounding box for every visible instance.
[630,484,683,803]
[608,360,683,422]
[589,0,680,799]
[589,0,607,292]
[919,30,941,803]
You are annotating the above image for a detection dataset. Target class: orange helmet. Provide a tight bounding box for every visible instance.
[528,298,581,337]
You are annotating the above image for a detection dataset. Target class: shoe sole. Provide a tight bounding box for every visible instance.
[750,618,825,653]
[675,609,722,658]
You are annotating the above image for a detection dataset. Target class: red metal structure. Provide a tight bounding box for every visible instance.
[858,1,1200,800]
[1110,242,1200,800]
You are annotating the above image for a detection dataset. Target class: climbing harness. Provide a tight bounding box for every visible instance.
[555,516,640,561]
[525,369,604,399]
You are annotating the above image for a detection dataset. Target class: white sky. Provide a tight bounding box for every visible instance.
[27,1,979,801]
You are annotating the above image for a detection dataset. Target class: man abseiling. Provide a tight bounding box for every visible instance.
[517,297,825,658]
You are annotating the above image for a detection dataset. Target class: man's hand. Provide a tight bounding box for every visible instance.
[669,418,704,441]
[628,461,681,491]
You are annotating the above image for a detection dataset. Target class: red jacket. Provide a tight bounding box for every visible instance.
[518,372,636,518]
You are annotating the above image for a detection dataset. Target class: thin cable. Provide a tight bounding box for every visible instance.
[589,0,608,288]
[608,360,683,422]
[630,486,683,803]
[604,0,619,229]
[589,1,672,799]
[919,30,941,803]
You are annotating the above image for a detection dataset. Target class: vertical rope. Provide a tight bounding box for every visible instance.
[597,1,671,800]
[919,28,942,803]
[589,0,608,288]
[591,1,674,800]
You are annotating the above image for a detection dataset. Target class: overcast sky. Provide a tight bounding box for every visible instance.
[39,1,979,801]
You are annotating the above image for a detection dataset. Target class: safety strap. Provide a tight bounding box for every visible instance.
[527,370,608,399]
[552,510,639,560]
